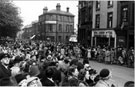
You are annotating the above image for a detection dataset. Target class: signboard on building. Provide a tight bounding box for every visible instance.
[45,21,57,24]
[92,30,115,38]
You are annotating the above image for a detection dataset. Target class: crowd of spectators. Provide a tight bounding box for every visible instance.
[0,40,134,87]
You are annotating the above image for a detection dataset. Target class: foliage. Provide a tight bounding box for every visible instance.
[0,0,23,38]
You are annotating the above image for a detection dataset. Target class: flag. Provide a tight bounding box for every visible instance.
[30,35,36,39]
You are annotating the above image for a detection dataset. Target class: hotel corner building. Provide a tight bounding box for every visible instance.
[38,3,74,43]
[78,1,134,48]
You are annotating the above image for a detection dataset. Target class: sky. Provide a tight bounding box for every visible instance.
[12,1,78,29]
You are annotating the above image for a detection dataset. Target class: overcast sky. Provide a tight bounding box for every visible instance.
[12,1,78,29]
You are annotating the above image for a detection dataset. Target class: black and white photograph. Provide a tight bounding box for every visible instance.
[0,0,134,87]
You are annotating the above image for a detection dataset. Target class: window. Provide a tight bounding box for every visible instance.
[48,24,53,32]
[58,36,62,42]
[46,15,49,21]
[107,12,113,28]
[95,14,100,28]
[66,25,69,32]
[108,1,113,8]
[69,25,73,32]
[96,1,100,11]
[60,16,63,21]
[59,24,62,32]
[66,36,69,42]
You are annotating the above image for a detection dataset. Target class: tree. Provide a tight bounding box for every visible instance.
[0,0,23,38]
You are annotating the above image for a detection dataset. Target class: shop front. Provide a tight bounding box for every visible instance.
[91,30,116,48]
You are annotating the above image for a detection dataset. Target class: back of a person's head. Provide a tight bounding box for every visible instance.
[89,69,97,75]
[78,69,86,81]
[70,59,78,66]
[67,66,77,76]
[124,81,134,87]
[46,66,54,78]
[64,58,69,64]
[13,56,23,64]
[83,59,89,65]
[77,62,84,72]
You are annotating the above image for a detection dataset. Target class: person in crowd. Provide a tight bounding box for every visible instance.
[110,48,115,64]
[77,61,84,72]
[124,81,134,87]
[18,64,42,87]
[105,48,111,64]
[117,47,123,65]
[127,48,134,67]
[67,66,79,86]
[78,69,89,87]
[0,53,11,79]
[86,69,97,86]
[58,57,70,73]
[41,66,56,86]
[70,58,78,67]
[11,56,23,77]
[15,61,28,84]
[87,47,91,61]
[95,68,114,87]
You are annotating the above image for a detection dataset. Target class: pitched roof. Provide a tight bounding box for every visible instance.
[47,9,74,16]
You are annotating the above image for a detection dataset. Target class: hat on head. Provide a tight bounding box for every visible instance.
[99,68,111,80]
[14,56,23,64]
[0,53,10,60]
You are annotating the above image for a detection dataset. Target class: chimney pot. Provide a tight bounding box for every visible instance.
[56,3,61,11]
[43,7,48,14]
[67,7,69,12]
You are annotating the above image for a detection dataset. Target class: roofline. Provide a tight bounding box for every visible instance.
[43,12,75,17]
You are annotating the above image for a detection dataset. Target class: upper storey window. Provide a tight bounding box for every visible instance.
[108,1,113,8]
[96,1,100,11]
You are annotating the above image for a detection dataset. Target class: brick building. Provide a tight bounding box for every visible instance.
[38,3,74,43]
[78,1,134,48]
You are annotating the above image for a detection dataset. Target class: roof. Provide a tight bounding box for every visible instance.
[46,9,75,16]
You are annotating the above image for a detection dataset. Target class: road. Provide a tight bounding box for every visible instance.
[88,60,134,87]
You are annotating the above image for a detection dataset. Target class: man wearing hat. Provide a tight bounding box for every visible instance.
[0,53,11,79]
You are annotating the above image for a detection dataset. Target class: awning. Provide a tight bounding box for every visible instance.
[69,37,77,42]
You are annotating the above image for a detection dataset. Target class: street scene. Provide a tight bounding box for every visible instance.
[0,0,134,87]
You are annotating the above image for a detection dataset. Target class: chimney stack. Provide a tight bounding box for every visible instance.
[56,3,61,11]
[43,7,48,14]
[67,7,69,12]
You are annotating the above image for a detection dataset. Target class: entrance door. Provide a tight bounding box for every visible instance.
[96,37,108,47]
[96,37,114,48]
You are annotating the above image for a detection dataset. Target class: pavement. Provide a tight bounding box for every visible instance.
[88,60,134,87]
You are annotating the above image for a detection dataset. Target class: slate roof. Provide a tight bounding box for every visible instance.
[46,9,74,16]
